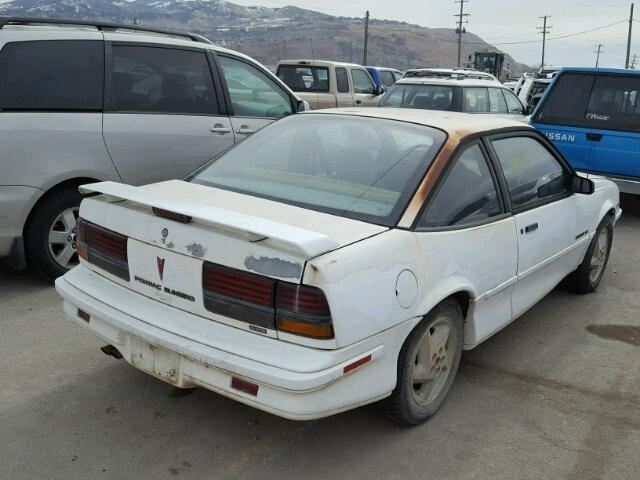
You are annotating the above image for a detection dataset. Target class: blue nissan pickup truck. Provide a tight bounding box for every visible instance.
[530,67,640,194]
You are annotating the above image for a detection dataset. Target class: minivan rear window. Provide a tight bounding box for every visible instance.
[0,40,104,111]
[277,65,329,92]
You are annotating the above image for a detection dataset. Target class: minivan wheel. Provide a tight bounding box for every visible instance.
[385,299,464,426]
[25,188,82,280]
[567,214,614,294]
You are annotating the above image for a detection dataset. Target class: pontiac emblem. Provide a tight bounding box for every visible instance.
[157,257,165,281]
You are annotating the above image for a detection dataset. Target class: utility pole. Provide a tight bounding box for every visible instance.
[626,3,634,68]
[631,53,638,69]
[363,10,370,65]
[454,0,469,68]
[537,15,552,67]
[594,44,604,67]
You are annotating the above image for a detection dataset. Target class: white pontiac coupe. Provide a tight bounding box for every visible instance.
[55,109,621,425]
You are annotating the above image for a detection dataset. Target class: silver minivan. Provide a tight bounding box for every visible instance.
[0,17,305,279]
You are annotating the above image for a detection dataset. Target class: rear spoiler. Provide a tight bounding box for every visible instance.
[79,181,340,258]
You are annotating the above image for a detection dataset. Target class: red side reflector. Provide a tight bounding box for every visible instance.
[77,308,90,323]
[152,207,192,224]
[343,354,372,375]
[231,377,259,396]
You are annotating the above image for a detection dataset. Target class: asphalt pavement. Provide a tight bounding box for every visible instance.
[1,195,639,480]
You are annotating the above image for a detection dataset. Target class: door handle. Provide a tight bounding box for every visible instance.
[586,132,603,142]
[355,99,362,105]
[210,124,231,134]
[524,223,539,234]
[235,125,256,135]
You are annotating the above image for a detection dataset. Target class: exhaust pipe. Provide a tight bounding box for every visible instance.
[101,344,123,359]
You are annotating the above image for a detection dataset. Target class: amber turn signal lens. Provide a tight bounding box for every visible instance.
[277,317,334,339]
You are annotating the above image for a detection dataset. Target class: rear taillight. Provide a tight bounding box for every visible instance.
[276,283,330,316]
[202,261,333,339]
[76,217,129,281]
[203,263,275,307]
[276,283,333,339]
[202,262,276,329]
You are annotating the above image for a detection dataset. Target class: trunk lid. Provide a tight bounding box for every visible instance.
[77,180,387,335]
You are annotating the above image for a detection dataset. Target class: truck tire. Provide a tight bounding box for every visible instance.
[385,298,464,426]
[25,187,82,280]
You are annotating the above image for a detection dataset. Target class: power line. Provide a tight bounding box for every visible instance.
[594,43,604,67]
[625,3,634,68]
[421,19,627,46]
[537,15,552,67]
[454,0,470,67]
[363,10,370,65]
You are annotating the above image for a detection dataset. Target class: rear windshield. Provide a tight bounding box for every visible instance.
[191,114,446,226]
[380,84,458,111]
[276,65,329,92]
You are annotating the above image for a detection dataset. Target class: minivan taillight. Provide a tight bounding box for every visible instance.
[76,217,129,281]
[202,261,333,339]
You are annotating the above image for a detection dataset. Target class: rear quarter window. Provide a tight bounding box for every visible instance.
[0,40,104,110]
[535,73,594,127]
[585,74,640,132]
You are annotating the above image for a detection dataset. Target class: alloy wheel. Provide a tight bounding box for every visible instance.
[47,207,80,270]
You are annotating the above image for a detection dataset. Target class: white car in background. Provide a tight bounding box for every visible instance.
[380,74,529,121]
[56,109,620,425]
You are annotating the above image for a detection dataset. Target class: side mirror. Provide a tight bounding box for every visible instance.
[296,99,311,112]
[374,85,385,96]
[525,105,534,115]
[570,175,595,195]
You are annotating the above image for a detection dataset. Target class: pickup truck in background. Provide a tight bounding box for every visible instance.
[276,60,384,109]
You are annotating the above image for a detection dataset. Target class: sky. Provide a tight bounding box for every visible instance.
[231,0,640,68]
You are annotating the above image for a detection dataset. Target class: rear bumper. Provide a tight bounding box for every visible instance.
[55,265,409,420]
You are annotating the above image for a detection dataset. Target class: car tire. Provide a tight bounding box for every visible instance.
[567,214,614,294]
[25,187,82,281]
[385,298,464,426]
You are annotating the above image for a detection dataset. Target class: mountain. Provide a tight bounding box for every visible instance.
[0,0,530,74]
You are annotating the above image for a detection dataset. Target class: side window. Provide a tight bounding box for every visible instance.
[219,56,293,118]
[489,88,508,113]
[535,73,594,126]
[335,67,350,93]
[351,69,375,94]
[0,40,103,110]
[585,74,640,132]
[419,144,502,228]
[463,87,489,113]
[503,89,524,114]
[492,136,567,210]
[393,71,404,82]
[110,45,217,115]
[380,71,396,87]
